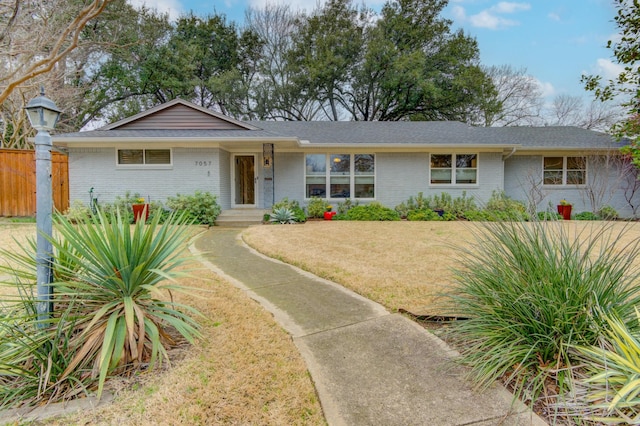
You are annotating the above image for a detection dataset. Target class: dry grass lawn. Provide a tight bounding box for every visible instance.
[243,220,640,314]
[0,223,36,261]
[0,223,324,425]
[4,219,640,424]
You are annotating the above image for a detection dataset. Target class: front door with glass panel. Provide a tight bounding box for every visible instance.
[233,155,256,207]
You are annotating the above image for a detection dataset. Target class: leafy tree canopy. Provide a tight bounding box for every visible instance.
[583,0,640,165]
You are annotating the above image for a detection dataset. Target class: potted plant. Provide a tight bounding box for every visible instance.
[324,204,335,220]
[557,199,572,220]
[132,197,150,223]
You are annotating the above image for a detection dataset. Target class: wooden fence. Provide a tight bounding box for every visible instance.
[0,149,69,217]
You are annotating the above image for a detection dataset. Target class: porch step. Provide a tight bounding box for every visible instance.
[215,209,268,227]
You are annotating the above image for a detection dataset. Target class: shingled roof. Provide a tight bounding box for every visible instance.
[54,99,619,150]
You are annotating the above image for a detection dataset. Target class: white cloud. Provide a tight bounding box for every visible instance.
[594,58,625,80]
[469,10,518,29]
[128,0,184,20]
[547,12,560,22]
[535,79,556,98]
[247,0,386,13]
[452,5,466,21]
[492,2,530,14]
[455,2,531,30]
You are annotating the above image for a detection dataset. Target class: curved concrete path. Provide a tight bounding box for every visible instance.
[192,228,547,426]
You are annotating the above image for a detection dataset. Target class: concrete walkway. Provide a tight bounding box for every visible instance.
[192,228,547,426]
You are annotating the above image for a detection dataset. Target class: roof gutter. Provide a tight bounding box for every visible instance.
[296,141,519,149]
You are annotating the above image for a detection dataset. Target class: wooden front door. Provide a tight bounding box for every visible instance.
[233,155,256,207]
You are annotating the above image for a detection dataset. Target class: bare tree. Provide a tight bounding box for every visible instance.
[0,0,114,105]
[479,65,544,126]
[0,0,114,148]
[578,152,628,213]
[519,166,548,215]
[546,94,623,131]
[621,156,640,217]
[246,2,322,120]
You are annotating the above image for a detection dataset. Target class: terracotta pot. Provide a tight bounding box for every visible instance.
[557,204,572,220]
[132,204,150,223]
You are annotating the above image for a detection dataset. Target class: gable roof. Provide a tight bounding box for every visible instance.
[100,98,259,131]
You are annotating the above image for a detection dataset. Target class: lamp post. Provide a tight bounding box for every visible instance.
[25,88,61,326]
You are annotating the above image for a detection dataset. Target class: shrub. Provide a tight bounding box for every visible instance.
[336,198,358,215]
[339,202,400,221]
[0,208,201,407]
[97,191,166,224]
[598,205,619,220]
[395,192,429,218]
[441,212,457,221]
[307,197,330,218]
[64,199,92,222]
[574,211,600,221]
[537,211,562,221]
[407,208,443,221]
[396,192,476,220]
[485,191,523,211]
[270,207,297,224]
[462,210,492,221]
[272,198,306,222]
[166,190,221,225]
[100,191,141,223]
[449,192,477,218]
[446,221,640,404]
[473,191,529,221]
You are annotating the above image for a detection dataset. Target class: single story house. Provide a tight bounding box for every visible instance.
[54,99,640,218]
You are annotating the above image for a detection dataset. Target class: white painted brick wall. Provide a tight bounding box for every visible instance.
[69,147,222,207]
[505,154,640,218]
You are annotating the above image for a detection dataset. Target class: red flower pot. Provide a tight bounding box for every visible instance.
[557,204,572,220]
[132,204,150,223]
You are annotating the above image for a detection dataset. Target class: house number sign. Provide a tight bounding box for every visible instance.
[194,161,212,167]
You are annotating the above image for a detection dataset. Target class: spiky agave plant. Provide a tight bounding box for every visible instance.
[0,207,203,405]
[270,207,297,224]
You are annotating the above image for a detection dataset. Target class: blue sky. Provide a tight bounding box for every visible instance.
[129,0,622,101]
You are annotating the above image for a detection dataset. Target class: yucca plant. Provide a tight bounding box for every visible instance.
[445,220,640,405]
[0,207,202,406]
[565,310,640,424]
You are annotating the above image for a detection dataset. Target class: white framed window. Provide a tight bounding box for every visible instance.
[543,156,586,185]
[117,149,172,166]
[430,154,477,185]
[305,153,375,199]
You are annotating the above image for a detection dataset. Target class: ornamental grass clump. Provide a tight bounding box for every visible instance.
[0,208,202,408]
[446,220,640,405]
[562,310,640,423]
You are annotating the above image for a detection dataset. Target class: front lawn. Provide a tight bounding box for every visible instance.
[243,220,640,314]
[0,222,323,425]
[244,220,640,423]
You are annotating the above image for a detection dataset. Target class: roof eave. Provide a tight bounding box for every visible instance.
[297,142,521,149]
[54,136,299,145]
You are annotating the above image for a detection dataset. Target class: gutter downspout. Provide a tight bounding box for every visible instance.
[502,147,517,161]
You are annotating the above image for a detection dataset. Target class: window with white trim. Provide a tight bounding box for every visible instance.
[543,156,586,185]
[117,149,171,165]
[430,154,477,184]
[305,153,375,199]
